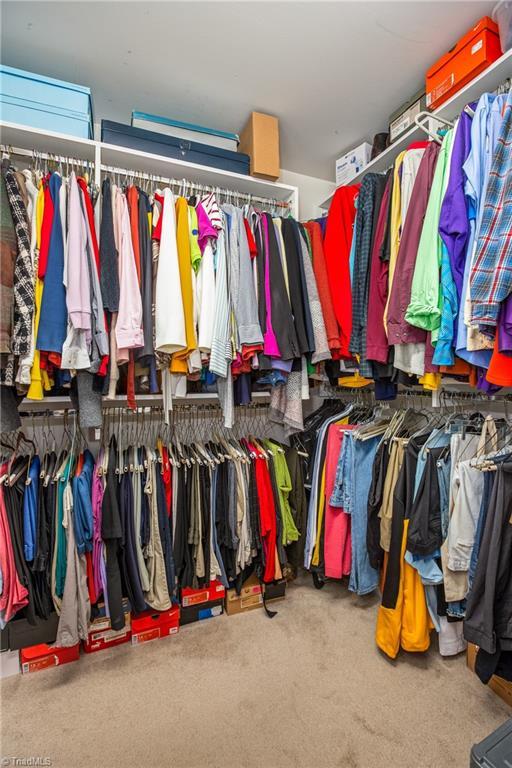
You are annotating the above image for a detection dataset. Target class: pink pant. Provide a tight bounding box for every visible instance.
[324,424,353,579]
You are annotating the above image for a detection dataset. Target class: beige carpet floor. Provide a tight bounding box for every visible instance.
[1,575,510,768]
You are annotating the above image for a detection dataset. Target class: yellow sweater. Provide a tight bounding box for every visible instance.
[170,197,197,374]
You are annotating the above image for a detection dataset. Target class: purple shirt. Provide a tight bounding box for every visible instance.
[438,107,474,302]
[498,294,512,354]
[262,214,281,358]
[196,202,218,253]
[92,453,108,611]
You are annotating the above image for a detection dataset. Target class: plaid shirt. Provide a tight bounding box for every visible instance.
[470,88,512,326]
[350,173,387,377]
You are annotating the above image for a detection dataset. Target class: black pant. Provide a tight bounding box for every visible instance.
[465,461,512,655]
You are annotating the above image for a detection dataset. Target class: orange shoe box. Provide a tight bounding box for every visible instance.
[426,16,502,110]
[181,580,226,607]
[20,643,80,674]
[131,606,180,645]
[83,610,131,653]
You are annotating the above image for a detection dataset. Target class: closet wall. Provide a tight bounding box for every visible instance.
[279,169,335,219]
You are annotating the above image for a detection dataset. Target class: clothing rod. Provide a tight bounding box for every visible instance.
[16,391,271,414]
[317,384,512,402]
[1,144,93,167]
[0,144,292,208]
[99,163,292,208]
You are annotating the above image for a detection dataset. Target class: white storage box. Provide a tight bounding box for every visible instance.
[131,111,239,151]
[335,142,372,186]
[0,649,20,678]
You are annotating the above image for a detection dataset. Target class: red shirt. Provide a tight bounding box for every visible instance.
[250,445,277,583]
[152,193,165,241]
[38,175,53,279]
[243,219,257,258]
[323,185,359,357]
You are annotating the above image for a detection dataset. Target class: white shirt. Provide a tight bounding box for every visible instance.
[154,188,186,354]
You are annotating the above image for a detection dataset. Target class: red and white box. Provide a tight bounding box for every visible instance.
[83,612,131,654]
[131,606,180,645]
[20,643,80,674]
[181,580,226,608]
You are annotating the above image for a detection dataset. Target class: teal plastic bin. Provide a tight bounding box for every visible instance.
[0,65,93,138]
[471,719,512,767]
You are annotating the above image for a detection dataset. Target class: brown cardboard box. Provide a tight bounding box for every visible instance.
[239,111,280,181]
[225,573,264,616]
[467,643,512,707]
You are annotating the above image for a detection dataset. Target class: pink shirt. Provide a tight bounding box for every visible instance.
[115,189,144,358]
[262,215,281,358]
[0,465,29,624]
[66,173,92,338]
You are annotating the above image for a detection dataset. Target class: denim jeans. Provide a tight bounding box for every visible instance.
[446,599,466,619]
[405,550,443,584]
[345,434,380,596]
[330,435,352,510]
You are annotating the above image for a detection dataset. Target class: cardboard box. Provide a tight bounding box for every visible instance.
[181,580,226,608]
[239,111,280,181]
[225,573,264,616]
[426,16,502,110]
[83,611,131,654]
[467,643,512,707]
[131,606,180,645]
[264,579,287,603]
[389,89,427,143]
[335,142,372,187]
[180,600,224,626]
[0,649,20,678]
[20,643,80,674]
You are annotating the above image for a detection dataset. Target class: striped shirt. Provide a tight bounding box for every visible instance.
[470,88,512,326]
[201,192,222,230]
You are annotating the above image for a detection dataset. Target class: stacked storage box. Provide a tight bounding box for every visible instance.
[0,65,93,138]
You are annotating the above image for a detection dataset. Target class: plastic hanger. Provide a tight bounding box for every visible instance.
[414,111,454,144]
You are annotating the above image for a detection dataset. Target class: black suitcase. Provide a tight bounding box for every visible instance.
[101,120,250,176]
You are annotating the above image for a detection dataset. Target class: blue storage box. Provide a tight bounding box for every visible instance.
[0,65,93,139]
[102,120,250,176]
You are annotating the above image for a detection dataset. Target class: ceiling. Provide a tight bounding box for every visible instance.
[1,1,496,180]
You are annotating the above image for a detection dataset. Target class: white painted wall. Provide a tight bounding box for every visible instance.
[279,169,335,220]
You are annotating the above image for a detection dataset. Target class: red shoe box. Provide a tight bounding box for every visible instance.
[83,611,131,654]
[181,580,226,607]
[131,606,180,645]
[20,643,80,674]
[426,16,502,110]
